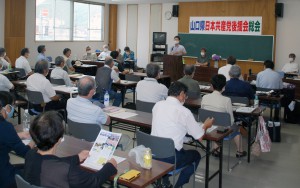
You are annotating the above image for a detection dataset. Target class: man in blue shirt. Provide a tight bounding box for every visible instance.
[256,60,283,89]
[223,65,255,100]
[36,45,50,67]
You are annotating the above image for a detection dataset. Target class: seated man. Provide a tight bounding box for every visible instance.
[223,65,255,100]
[218,56,243,81]
[110,51,129,75]
[67,76,110,126]
[0,74,14,92]
[36,45,50,67]
[136,63,168,103]
[95,57,122,106]
[82,46,97,61]
[50,56,74,87]
[257,60,283,89]
[201,74,246,158]
[151,81,213,188]
[98,44,111,60]
[27,60,65,111]
[281,53,299,73]
[24,111,117,188]
[0,47,11,70]
[178,64,201,97]
[63,48,75,73]
[15,48,33,76]
[116,48,124,64]
[123,46,135,61]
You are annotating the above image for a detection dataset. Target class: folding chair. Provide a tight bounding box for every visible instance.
[67,119,101,142]
[15,174,43,188]
[136,130,196,188]
[50,78,65,85]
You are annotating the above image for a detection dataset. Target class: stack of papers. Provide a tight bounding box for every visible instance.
[235,107,256,113]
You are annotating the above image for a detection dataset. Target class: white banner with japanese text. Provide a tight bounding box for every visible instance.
[189,17,262,35]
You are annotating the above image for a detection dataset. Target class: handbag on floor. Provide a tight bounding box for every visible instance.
[258,116,272,152]
[251,131,261,156]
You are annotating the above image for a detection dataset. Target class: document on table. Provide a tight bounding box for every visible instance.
[199,85,211,90]
[235,107,256,113]
[206,125,218,133]
[52,85,78,93]
[109,111,138,119]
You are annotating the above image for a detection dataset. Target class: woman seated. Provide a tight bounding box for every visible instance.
[201,74,247,158]
[0,91,34,188]
[24,111,117,187]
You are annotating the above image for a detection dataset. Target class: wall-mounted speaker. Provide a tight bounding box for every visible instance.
[275,3,284,17]
[172,5,179,17]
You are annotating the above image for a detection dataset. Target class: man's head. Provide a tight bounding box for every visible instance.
[289,53,296,62]
[37,45,46,54]
[21,48,30,58]
[227,56,236,65]
[78,76,96,98]
[168,81,188,104]
[103,44,109,52]
[86,46,91,53]
[116,48,121,53]
[63,48,71,58]
[110,51,119,59]
[0,47,6,57]
[229,65,241,79]
[211,74,226,92]
[105,56,114,68]
[174,36,180,45]
[146,63,160,79]
[34,59,49,76]
[30,111,64,151]
[264,60,274,69]
[184,64,195,77]
[54,56,65,67]
[124,46,130,54]
[200,48,207,57]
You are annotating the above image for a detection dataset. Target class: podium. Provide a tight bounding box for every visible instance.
[163,55,184,82]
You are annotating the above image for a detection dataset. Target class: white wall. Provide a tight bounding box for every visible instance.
[0,0,5,47]
[162,3,178,53]
[25,0,110,66]
[116,4,127,51]
[275,0,300,71]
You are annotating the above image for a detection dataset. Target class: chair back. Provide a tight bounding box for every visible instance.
[67,119,101,142]
[198,108,232,127]
[15,174,42,188]
[186,91,201,99]
[228,96,249,106]
[50,78,65,85]
[26,90,44,105]
[136,100,155,113]
[14,68,27,79]
[125,74,141,82]
[136,130,175,159]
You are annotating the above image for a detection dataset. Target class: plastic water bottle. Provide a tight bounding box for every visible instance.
[23,109,30,131]
[254,94,259,108]
[143,148,152,169]
[104,91,110,107]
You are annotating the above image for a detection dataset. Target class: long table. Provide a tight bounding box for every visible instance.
[127,72,171,88]
[109,108,231,188]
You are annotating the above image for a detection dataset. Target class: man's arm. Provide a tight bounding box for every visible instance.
[198,117,214,142]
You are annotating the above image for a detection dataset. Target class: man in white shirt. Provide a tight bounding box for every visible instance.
[218,56,243,81]
[0,74,14,92]
[98,44,111,60]
[95,57,122,106]
[256,60,283,89]
[152,81,213,188]
[15,48,33,76]
[50,56,73,87]
[63,48,75,73]
[0,48,11,70]
[136,63,168,103]
[169,36,187,56]
[281,53,299,73]
[67,76,110,126]
[27,60,65,111]
[82,46,98,61]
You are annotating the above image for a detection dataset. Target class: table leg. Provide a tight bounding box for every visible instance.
[247,122,252,163]
[109,121,112,132]
[133,87,136,104]
[205,140,210,188]
[219,139,223,188]
[121,88,126,107]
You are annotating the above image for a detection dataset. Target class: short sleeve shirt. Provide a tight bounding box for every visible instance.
[15,56,32,75]
[0,74,14,92]
[170,45,186,56]
[50,67,73,87]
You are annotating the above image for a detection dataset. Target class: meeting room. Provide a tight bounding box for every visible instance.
[1,0,300,188]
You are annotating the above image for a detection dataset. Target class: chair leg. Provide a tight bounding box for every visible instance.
[18,106,21,124]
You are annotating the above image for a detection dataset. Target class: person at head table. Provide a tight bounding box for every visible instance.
[196,48,210,67]
[23,111,117,188]
[82,46,98,61]
[169,36,187,56]
[281,53,299,73]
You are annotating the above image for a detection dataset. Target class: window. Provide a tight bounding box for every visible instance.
[35,0,104,41]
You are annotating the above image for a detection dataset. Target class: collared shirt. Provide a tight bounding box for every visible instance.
[136,77,168,103]
[67,96,108,126]
[50,67,73,87]
[151,97,205,150]
[98,51,111,60]
[178,75,201,94]
[15,56,32,75]
[170,44,186,56]
[0,74,14,92]
[256,68,283,89]
[201,90,234,125]
[63,55,74,74]
[82,53,98,61]
[0,57,9,70]
[281,61,299,73]
[197,55,210,66]
[36,53,50,68]
[27,73,56,103]
[123,51,135,61]
[218,64,243,81]
[223,78,255,100]
[104,65,120,82]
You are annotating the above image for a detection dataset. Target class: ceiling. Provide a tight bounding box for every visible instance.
[88,0,223,4]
